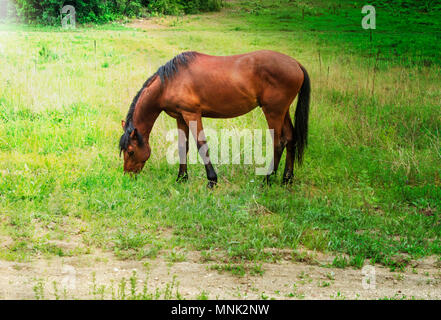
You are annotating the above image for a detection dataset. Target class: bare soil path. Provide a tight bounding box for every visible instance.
[1,249,440,300]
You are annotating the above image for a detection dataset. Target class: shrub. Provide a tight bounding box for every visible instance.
[365,0,441,13]
[9,0,223,25]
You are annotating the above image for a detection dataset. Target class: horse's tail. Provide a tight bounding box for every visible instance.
[293,64,310,165]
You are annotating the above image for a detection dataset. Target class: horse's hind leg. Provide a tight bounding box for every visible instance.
[261,107,286,184]
[282,112,295,184]
[181,111,218,188]
[176,117,189,182]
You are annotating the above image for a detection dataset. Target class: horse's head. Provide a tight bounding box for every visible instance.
[119,120,151,174]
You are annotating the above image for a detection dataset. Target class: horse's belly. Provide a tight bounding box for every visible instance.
[201,100,259,118]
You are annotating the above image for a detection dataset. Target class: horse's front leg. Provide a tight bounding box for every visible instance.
[176,117,189,182]
[181,112,218,188]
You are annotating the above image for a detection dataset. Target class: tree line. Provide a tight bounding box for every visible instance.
[0,0,223,24]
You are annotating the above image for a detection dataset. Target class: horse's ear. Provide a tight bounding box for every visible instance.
[121,120,126,129]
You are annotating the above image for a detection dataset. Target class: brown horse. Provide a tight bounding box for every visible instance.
[120,50,310,187]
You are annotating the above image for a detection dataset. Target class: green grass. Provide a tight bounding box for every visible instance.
[235,0,441,67]
[0,0,440,272]
[31,270,183,300]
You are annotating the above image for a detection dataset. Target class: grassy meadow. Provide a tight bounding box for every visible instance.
[0,0,440,273]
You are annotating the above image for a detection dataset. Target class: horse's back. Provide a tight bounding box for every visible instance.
[194,50,303,96]
[161,50,304,118]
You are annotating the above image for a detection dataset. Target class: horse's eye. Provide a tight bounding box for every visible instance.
[128,151,134,157]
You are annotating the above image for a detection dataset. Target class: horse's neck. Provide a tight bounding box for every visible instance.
[133,86,162,141]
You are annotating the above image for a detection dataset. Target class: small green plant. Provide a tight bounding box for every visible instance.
[251,263,265,276]
[260,292,269,300]
[163,275,181,300]
[326,272,335,281]
[38,43,58,63]
[166,249,187,264]
[332,256,349,269]
[297,271,312,285]
[285,283,305,299]
[379,293,414,300]
[33,278,45,300]
[210,263,246,277]
[196,291,209,300]
[52,281,60,300]
[394,273,404,281]
[118,277,127,300]
[331,291,346,300]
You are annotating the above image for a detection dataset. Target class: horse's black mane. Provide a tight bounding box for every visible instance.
[119,51,197,154]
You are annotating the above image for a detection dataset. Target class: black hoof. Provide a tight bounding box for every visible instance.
[282,175,293,185]
[207,180,217,189]
[176,174,188,183]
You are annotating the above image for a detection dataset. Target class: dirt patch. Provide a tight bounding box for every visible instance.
[128,18,166,30]
[0,236,13,249]
[0,249,440,300]
[126,8,236,32]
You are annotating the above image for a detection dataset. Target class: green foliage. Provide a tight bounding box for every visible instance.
[367,0,441,13]
[147,0,183,15]
[12,0,143,24]
[10,0,222,24]
[240,0,441,67]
